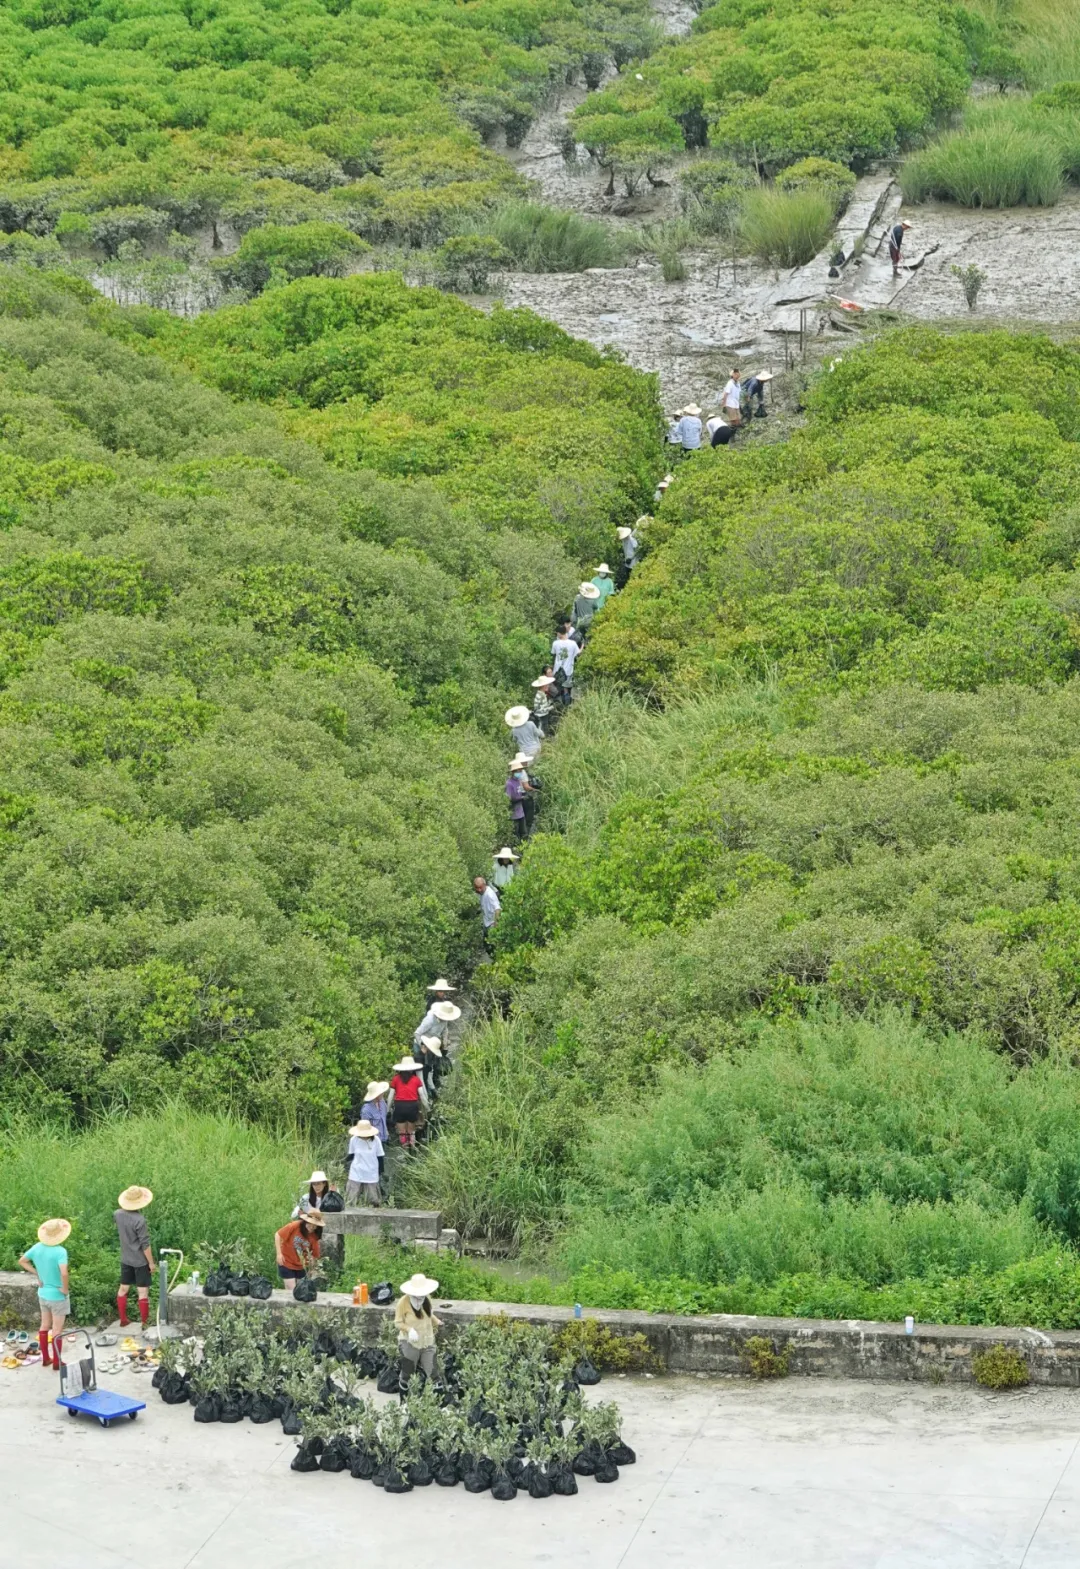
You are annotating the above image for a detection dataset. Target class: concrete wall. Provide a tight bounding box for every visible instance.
[159,1281,1080,1388]
[0,1270,39,1329]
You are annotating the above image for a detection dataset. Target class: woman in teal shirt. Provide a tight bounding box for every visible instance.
[19,1217,71,1369]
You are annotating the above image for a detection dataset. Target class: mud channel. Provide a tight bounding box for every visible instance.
[494,2,1080,411]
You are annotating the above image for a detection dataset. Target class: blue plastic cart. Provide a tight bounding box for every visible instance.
[55,1328,146,1427]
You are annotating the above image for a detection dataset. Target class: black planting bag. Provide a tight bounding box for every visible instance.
[291,1442,321,1474]
[383,1466,412,1494]
[608,1441,636,1466]
[376,1361,401,1395]
[351,1450,377,1481]
[229,1275,250,1297]
[507,1455,526,1482]
[320,1190,344,1212]
[491,1469,518,1502]
[193,1394,221,1423]
[595,1459,619,1483]
[280,1404,302,1435]
[408,1458,434,1487]
[218,1397,243,1423]
[249,1276,272,1300]
[369,1347,389,1372]
[528,1468,554,1500]
[435,1460,459,1487]
[270,1394,285,1419]
[356,1348,377,1378]
[159,1372,190,1405]
[463,1470,490,1494]
[370,1280,394,1305]
[203,1271,228,1298]
[292,1278,317,1304]
[572,1449,597,1476]
[248,1395,276,1424]
[574,1356,601,1386]
[552,1465,578,1497]
[151,1367,165,1390]
[319,1438,350,1472]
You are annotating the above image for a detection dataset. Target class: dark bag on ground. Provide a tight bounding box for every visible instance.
[218,1396,243,1423]
[376,1360,401,1394]
[291,1439,322,1474]
[248,1394,276,1424]
[608,1440,636,1465]
[203,1270,229,1297]
[320,1190,345,1212]
[159,1371,189,1405]
[193,1394,221,1423]
[351,1449,377,1480]
[491,1468,517,1501]
[528,1467,554,1499]
[280,1402,302,1435]
[292,1277,317,1303]
[370,1280,394,1305]
[319,1437,350,1472]
[383,1466,412,1494]
[552,1463,578,1496]
[408,1458,434,1486]
[574,1356,601,1386]
[595,1458,620,1483]
[248,1275,272,1300]
[228,1275,250,1296]
[435,1459,459,1487]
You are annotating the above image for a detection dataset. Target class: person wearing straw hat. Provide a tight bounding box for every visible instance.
[888,218,912,276]
[413,996,461,1055]
[572,580,601,636]
[675,404,703,452]
[505,704,543,760]
[505,755,535,842]
[666,409,684,445]
[615,521,642,586]
[426,977,457,1000]
[274,1209,325,1281]
[654,473,674,504]
[292,1170,340,1220]
[19,1218,71,1369]
[344,1119,384,1206]
[388,1055,430,1147]
[591,563,615,607]
[743,369,773,418]
[114,1186,156,1332]
[530,672,558,732]
[492,844,519,891]
[720,370,743,426]
[360,1080,391,1189]
[395,1272,442,1386]
[415,1033,444,1097]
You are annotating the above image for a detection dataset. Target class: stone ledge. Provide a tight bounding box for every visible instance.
[162,1282,1080,1387]
[0,1270,40,1328]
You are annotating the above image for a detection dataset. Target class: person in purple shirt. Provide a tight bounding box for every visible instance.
[506,759,530,841]
[360,1079,390,1191]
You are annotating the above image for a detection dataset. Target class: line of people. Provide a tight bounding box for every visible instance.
[667,368,774,454]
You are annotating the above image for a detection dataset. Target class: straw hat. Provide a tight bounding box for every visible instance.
[616,527,633,539]
[636,514,651,526]
[578,582,601,600]
[37,1218,71,1246]
[400,1272,439,1298]
[364,1080,390,1101]
[308,1170,328,1186]
[595,563,611,575]
[671,408,684,419]
[900,219,912,229]
[532,674,555,688]
[755,370,774,382]
[118,1186,153,1211]
[432,1001,461,1022]
[658,474,674,487]
[495,847,519,861]
[393,1056,423,1073]
[510,752,533,768]
[419,1035,443,1057]
[301,1210,326,1227]
[347,1120,377,1139]
[684,403,702,416]
[426,978,456,992]
[505,705,531,728]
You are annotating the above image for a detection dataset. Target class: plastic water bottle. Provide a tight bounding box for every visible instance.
[573,1303,583,1319]
[190,1270,200,1292]
[904,1315,915,1336]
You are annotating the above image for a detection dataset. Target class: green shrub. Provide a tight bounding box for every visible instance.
[487,203,630,272]
[740,187,836,268]
[971,1344,1030,1389]
[434,233,510,291]
[775,157,857,211]
[901,121,1065,207]
[677,158,756,236]
[219,222,369,295]
[744,1336,791,1378]
[552,1317,660,1371]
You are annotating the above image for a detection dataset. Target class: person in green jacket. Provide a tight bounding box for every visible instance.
[590,563,615,606]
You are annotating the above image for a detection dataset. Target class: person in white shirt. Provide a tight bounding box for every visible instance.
[676,404,702,451]
[654,473,674,504]
[721,370,743,425]
[667,409,684,444]
[344,1120,383,1205]
[552,623,579,702]
[412,997,461,1053]
[492,846,519,890]
[706,414,736,447]
[474,875,501,935]
[615,522,640,588]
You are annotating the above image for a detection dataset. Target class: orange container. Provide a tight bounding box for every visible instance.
[359,1282,369,1305]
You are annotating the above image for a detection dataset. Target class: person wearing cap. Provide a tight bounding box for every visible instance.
[492,845,519,891]
[706,414,736,447]
[505,704,543,760]
[344,1119,384,1206]
[388,1056,430,1148]
[19,1218,71,1369]
[573,581,601,636]
[591,563,615,607]
[888,218,912,276]
[114,1185,156,1331]
[720,371,743,426]
[653,473,674,504]
[552,623,579,702]
[531,672,558,731]
[743,370,773,417]
[292,1170,340,1220]
[274,1210,324,1281]
[395,1272,442,1387]
[675,404,702,452]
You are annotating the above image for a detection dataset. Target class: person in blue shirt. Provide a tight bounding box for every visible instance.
[19,1217,71,1369]
[676,404,702,452]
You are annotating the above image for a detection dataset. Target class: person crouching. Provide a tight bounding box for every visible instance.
[274,1210,325,1284]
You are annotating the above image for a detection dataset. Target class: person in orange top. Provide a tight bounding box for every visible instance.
[274,1211,325,1282]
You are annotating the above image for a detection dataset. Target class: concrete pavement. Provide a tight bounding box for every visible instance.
[3,1363,1079,1567]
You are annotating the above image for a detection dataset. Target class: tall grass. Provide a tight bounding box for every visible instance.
[487,202,630,272]
[739,187,836,268]
[901,112,1066,207]
[0,1106,319,1318]
[968,0,1080,87]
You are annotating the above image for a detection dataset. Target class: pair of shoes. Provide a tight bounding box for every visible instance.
[95,1334,117,1347]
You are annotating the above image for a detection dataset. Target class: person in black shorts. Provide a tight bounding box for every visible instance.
[114,1185,157,1331]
